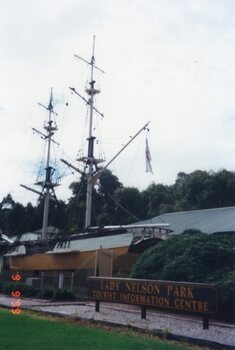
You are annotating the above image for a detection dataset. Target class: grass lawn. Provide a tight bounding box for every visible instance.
[0,308,196,350]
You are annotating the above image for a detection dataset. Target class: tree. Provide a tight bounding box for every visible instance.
[0,195,26,235]
[205,170,235,208]
[8,203,26,235]
[113,187,144,224]
[142,183,174,218]
[95,169,123,225]
[174,170,211,210]
[98,169,123,197]
[66,169,124,229]
[65,178,88,232]
[0,168,234,236]
[24,202,37,232]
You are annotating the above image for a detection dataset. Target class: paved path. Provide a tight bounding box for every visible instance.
[1,294,235,349]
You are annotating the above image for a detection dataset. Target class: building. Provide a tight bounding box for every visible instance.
[138,206,235,235]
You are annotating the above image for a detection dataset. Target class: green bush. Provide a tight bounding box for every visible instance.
[0,280,77,301]
[2,283,14,294]
[39,288,54,299]
[53,288,77,301]
[25,285,39,297]
[216,271,235,321]
[0,282,39,298]
[15,283,29,295]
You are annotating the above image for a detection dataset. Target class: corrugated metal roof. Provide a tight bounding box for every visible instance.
[138,206,235,235]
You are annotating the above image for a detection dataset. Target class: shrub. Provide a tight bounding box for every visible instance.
[39,288,54,299]
[0,280,3,292]
[53,288,77,301]
[2,283,14,294]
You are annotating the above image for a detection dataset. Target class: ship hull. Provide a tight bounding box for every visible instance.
[9,246,129,271]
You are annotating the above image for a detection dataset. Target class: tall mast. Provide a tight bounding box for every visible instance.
[64,36,104,229]
[41,88,55,238]
[21,88,59,239]
[85,36,101,228]
[63,37,150,229]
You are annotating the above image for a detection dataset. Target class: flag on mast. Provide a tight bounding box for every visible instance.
[145,138,153,173]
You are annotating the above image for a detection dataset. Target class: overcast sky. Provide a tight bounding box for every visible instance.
[0,0,235,205]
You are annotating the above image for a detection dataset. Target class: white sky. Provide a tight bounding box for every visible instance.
[0,0,235,205]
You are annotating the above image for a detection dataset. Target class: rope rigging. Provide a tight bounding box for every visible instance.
[106,192,141,223]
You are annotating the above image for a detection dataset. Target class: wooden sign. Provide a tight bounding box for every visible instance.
[89,277,218,315]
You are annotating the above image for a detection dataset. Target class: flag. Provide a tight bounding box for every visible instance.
[145,138,153,173]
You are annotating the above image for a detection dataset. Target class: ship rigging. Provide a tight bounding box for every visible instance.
[3,36,171,274]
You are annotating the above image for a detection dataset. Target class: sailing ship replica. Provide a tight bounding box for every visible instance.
[4,38,172,275]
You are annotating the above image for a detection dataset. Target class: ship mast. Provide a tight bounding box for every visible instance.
[41,89,57,238]
[69,36,104,228]
[63,37,150,229]
[21,88,59,239]
[85,37,99,227]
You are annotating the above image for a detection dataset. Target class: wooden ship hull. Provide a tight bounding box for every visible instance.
[6,225,170,272]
